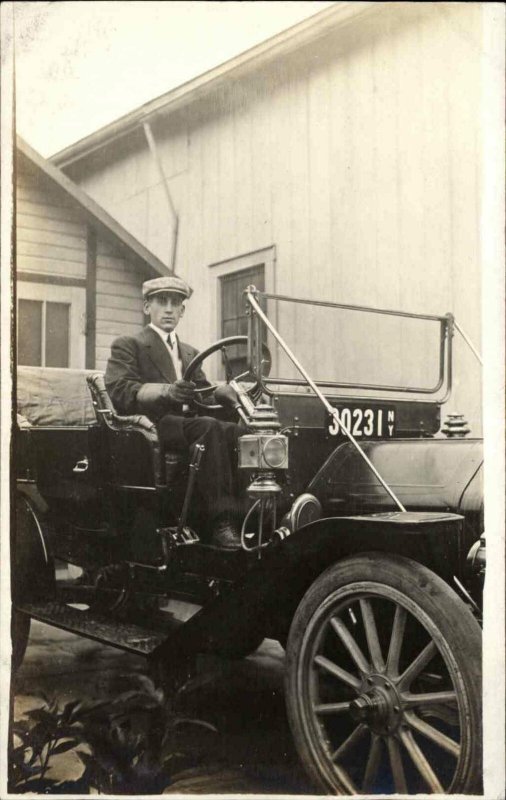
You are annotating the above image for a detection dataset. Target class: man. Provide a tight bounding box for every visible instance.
[105,275,241,550]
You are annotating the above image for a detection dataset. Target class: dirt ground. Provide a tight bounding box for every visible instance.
[12,620,316,795]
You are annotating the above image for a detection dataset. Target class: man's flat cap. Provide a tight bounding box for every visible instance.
[142,276,193,300]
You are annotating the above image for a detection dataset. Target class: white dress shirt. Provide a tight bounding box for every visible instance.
[149,323,183,380]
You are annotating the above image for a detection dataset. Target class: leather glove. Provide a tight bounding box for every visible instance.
[166,379,196,404]
[137,381,195,415]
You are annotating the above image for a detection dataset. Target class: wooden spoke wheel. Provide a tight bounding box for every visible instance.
[11,609,30,673]
[285,554,482,795]
[11,495,53,672]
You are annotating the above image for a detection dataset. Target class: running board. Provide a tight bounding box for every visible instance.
[17,601,173,656]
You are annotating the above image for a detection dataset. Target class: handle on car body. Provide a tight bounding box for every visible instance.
[73,457,89,474]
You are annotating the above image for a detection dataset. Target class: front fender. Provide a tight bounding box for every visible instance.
[309,438,483,520]
[279,510,464,581]
[155,511,463,660]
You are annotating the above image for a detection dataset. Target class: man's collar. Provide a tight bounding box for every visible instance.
[149,322,178,347]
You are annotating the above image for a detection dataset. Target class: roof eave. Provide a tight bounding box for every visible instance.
[17,136,170,278]
[51,1,377,168]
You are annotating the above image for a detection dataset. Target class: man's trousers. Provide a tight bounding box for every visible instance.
[157,414,241,520]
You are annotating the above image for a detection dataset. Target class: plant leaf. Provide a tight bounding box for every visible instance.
[55,723,83,739]
[26,721,51,759]
[18,776,59,791]
[49,698,59,715]
[173,717,218,733]
[76,699,115,718]
[12,719,31,737]
[54,775,91,794]
[130,673,157,692]
[10,744,29,760]
[50,739,79,756]
[32,691,50,705]
[17,763,41,778]
[76,751,95,768]
[25,707,56,727]
[62,699,82,723]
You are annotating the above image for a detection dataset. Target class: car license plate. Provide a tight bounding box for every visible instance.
[326,405,396,439]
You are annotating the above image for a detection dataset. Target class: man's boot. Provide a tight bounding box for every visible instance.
[210,517,241,550]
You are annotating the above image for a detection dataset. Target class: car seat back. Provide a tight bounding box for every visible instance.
[86,372,164,487]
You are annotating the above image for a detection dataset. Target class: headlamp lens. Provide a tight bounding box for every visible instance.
[263,437,287,468]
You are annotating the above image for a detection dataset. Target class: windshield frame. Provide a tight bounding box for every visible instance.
[245,287,453,402]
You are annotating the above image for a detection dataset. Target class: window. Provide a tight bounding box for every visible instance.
[18,299,70,367]
[220,265,264,373]
[209,247,275,379]
[17,282,86,368]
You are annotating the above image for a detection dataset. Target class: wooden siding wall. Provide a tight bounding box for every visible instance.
[95,236,145,370]
[16,159,146,370]
[17,163,88,280]
[68,4,483,429]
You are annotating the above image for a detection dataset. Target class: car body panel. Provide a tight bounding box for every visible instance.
[153,510,464,658]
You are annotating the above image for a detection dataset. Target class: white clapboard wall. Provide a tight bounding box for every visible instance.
[16,167,88,280]
[66,4,483,430]
[95,239,145,370]
[16,158,146,372]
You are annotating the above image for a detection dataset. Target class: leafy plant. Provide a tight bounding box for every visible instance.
[9,674,218,794]
[9,694,85,793]
[62,673,215,794]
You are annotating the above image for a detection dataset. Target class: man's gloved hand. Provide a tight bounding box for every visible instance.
[166,379,196,404]
[136,380,196,415]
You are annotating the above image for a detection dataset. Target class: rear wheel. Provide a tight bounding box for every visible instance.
[11,494,53,671]
[11,609,30,672]
[285,553,482,795]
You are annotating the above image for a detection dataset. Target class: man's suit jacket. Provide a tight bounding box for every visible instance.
[105,326,209,420]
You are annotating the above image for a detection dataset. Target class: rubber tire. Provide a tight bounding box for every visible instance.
[11,609,30,672]
[284,553,482,795]
[13,494,54,605]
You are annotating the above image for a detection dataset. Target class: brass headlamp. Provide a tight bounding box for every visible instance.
[238,433,289,470]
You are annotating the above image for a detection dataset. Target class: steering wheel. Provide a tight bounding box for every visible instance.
[183,335,271,412]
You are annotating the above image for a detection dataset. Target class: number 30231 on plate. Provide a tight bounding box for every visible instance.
[325,405,396,440]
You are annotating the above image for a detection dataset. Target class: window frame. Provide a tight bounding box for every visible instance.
[17,281,86,368]
[220,264,265,375]
[208,246,276,377]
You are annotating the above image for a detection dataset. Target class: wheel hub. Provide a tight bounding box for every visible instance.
[350,674,403,735]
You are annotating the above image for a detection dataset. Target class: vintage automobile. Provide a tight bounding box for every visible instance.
[13,287,484,795]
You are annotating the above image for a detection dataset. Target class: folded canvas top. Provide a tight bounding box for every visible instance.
[17,366,99,427]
